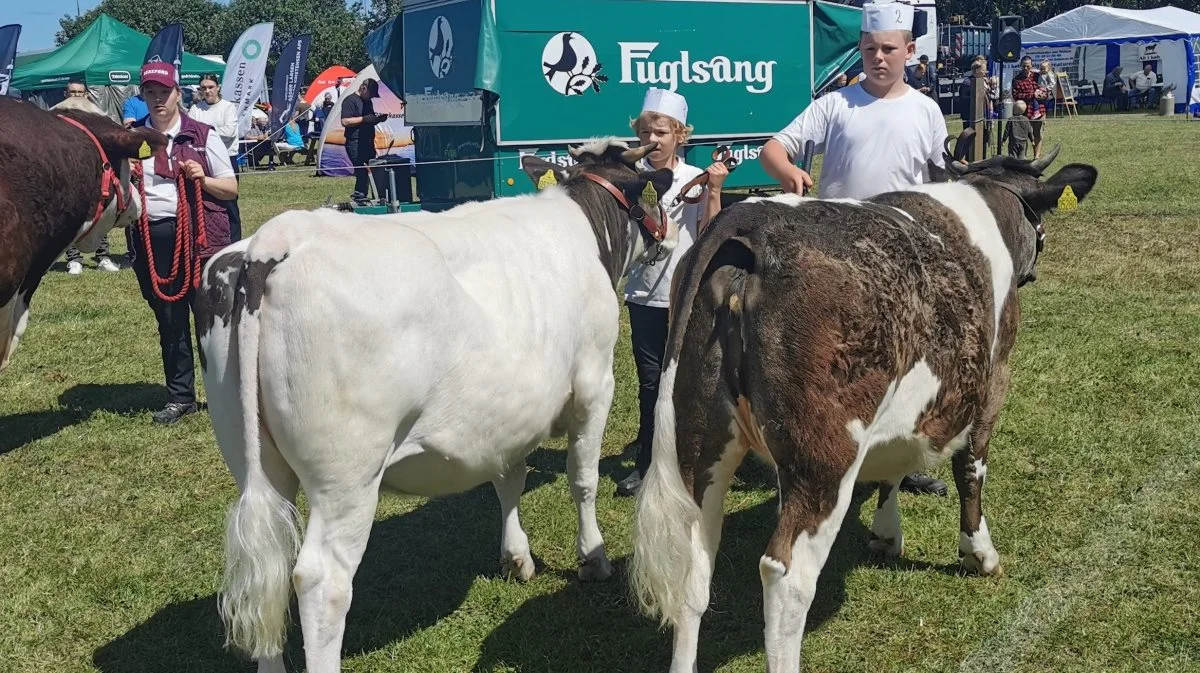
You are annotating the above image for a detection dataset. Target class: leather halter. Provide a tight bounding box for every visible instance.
[580,172,668,242]
[990,181,1046,254]
[57,114,135,244]
[673,144,741,206]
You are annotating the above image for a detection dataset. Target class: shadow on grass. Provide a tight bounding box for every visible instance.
[473,487,880,673]
[91,452,563,673]
[0,383,163,455]
[90,447,910,673]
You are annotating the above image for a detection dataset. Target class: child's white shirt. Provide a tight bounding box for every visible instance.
[774,84,947,200]
[624,157,705,309]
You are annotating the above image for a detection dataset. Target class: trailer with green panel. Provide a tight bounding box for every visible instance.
[362,0,864,213]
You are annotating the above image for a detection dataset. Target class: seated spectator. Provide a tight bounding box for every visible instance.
[909,62,935,100]
[1103,67,1130,109]
[274,121,305,164]
[1130,64,1158,107]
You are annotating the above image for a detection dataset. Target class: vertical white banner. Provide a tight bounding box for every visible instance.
[221,22,275,138]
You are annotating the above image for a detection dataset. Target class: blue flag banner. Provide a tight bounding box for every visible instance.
[145,23,184,80]
[270,34,313,133]
[0,24,21,96]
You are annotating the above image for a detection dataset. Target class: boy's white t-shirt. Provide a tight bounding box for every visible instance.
[624,158,705,309]
[774,84,947,200]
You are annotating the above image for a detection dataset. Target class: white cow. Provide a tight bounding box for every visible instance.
[196,139,676,672]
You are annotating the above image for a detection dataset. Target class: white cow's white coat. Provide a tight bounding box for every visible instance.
[908,182,1014,358]
[202,178,665,672]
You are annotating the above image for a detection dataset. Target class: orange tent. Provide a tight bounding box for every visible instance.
[304,65,357,105]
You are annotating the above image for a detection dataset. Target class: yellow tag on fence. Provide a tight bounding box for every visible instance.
[1057,185,1078,211]
[537,169,558,190]
[641,181,659,209]
[138,141,153,159]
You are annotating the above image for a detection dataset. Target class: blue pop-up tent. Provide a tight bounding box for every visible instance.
[1022,5,1200,114]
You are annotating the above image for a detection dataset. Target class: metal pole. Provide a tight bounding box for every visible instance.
[387,167,399,213]
[972,71,986,162]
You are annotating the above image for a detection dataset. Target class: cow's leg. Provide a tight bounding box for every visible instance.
[291,483,381,673]
[761,437,870,673]
[868,480,904,556]
[493,465,536,582]
[669,428,747,673]
[954,366,1006,577]
[566,365,616,581]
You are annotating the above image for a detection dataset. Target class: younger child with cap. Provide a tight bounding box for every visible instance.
[616,87,728,497]
[759,1,950,496]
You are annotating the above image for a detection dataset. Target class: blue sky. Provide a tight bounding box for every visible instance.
[8,0,362,52]
[7,0,103,52]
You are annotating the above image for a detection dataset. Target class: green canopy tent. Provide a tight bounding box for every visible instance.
[13,14,223,120]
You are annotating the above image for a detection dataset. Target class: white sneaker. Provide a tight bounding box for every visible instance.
[67,261,83,276]
[97,257,120,273]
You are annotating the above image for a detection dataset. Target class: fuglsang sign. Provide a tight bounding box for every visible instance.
[490,0,813,144]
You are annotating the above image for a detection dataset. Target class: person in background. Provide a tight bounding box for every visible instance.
[54,80,120,274]
[615,88,728,497]
[186,74,242,241]
[759,1,949,497]
[340,79,388,202]
[1002,99,1034,158]
[909,61,935,100]
[1011,55,1047,159]
[305,93,335,166]
[1103,66,1130,110]
[958,60,988,122]
[122,91,149,127]
[1130,64,1158,108]
[129,62,237,425]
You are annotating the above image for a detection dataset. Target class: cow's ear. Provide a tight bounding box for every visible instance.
[521,155,568,190]
[128,126,168,159]
[631,168,673,212]
[1026,163,1098,214]
[927,159,953,183]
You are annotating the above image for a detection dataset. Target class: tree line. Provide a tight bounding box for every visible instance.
[58,0,1198,82]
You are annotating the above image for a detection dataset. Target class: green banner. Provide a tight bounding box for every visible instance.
[490,0,814,145]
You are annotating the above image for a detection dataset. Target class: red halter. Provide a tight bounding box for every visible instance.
[56,114,134,244]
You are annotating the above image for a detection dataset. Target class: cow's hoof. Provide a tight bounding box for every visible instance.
[868,534,904,557]
[502,553,537,582]
[578,555,613,582]
[960,550,1003,577]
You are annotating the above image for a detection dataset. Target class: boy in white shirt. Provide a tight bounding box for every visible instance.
[762,2,946,199]
[616,88,728,497]
[759,1,949,496]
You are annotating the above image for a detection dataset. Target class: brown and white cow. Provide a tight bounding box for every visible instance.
[630,149,1097,673]
[0,97,166,371]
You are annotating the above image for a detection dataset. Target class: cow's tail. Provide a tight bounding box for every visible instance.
[218,249,300,660]
[631,210,758,628]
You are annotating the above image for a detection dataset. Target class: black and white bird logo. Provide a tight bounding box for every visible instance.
[428,16,454,79]
[541,32,606,96]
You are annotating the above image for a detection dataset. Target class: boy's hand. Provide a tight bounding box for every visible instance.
[706,161,730,190]
[781,167,814,195]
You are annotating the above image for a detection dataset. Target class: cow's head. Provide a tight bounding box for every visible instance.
[55,109,168,251]
[932,143,1097,286]
[521,139,678,275]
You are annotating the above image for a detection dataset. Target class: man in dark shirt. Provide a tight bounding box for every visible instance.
[340,79,388,201]
[1103,67,1130,110]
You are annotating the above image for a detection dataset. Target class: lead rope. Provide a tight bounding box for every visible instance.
[137,164,208,303]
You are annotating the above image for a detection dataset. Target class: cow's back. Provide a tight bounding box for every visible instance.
[720,194,1004,449]
[238,197,617,493]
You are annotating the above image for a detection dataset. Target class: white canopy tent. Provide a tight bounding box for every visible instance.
[1021,4,1200,113]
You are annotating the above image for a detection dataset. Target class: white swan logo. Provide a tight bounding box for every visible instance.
[428,16,454,79]
[541,32,607,96]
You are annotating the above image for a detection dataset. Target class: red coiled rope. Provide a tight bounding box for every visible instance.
[136,162,208,303]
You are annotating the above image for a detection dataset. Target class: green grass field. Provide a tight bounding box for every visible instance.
[1,115,1198,673]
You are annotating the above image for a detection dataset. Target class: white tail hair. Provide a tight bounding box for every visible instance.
[629,360,703,627]
[218,256,301,659]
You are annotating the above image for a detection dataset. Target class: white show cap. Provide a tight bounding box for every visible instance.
[641,87,689,125]
[862,2,915,33]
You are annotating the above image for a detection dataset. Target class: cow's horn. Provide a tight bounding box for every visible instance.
[1029,144,1061,174]
[621,142,657,164]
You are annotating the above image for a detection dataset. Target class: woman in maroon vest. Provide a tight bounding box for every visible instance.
[131,62,238,425]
